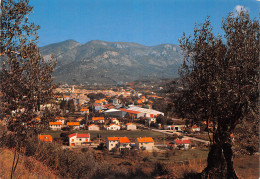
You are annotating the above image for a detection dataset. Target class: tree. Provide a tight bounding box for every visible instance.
[0,0,56,178]
[175,11,259,178]
[67,99,75,113]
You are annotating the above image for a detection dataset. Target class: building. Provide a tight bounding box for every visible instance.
[55,116,65,124]
[118,108,144,118]
[111,118,120,125]
[169,139,191,150]
[88,124,100,131]
[104,108,125,118]
[49,122,62,130]
[76,117,84,122]
[106,137,119,151]
[126,123,137,130]
[106,137,131,151]
[118,137,131,150]
[136,137,154,150]
[67,122,80,130]
[80,108,89,115]
[106,124,120,130]
[127,105,164,118]
[39,135,53,142]
[92,117,105,123]
[68,133,91,146]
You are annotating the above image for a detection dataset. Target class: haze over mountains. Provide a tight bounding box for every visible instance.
[40,40,183,85]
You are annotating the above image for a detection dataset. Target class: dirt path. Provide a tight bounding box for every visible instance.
[151,129,210,144]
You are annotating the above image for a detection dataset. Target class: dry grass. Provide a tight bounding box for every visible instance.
[234,155,259,179]
[171,159,206,178]
[0,148,57,179]
[170,155,259,179]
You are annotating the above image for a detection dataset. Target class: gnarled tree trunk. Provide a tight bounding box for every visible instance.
[201,141,238,179]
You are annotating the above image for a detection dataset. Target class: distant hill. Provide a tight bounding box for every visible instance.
[40,40,183,85]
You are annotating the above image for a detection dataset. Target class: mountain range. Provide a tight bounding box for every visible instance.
[40,40,183,85]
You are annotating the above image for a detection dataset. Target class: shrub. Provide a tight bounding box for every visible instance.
[152,162,171,176]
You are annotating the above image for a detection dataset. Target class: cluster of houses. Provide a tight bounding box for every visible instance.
[48,116,138,131]
[39,133,192,150]
[39,133,155,150]
[106,136,155,151]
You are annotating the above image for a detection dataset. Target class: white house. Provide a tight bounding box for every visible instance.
[106,137,131,151]
[136,137,154,150]
[106,124,120,130]
[49,122,62,130]
[92,117,105,123]
[88,124,100,131]
[118,137,131,150]
[67,122,80,130]
[106,137,119,151]
[68,133,91,146]
[169,139,191,150]
[126,123,137,130]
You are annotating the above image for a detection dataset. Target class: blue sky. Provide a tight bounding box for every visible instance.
[29,0,259,47]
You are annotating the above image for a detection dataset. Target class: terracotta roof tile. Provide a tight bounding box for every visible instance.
[49,122,62,125]
[67,122,80,126]
[107,137,120,141]
[137,137,154,143]
[174,139,191,144]
[68,133,90,138]
[119,108,141,114]
[92,117,104,121]
[119,137,130,143]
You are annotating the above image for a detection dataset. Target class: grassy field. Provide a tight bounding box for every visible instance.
[42,129,165,139]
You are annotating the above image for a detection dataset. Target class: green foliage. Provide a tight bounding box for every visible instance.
[176,10,259,178]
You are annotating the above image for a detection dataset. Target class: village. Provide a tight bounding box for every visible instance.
[38,83,213,154]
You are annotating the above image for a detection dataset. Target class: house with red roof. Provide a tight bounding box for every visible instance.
[118,137,131,150]
[106,137,131,151]
[92,117,105,123]
[80,108,89,115]
[106,137,119,151]
[49,122,62,130]
[88,124,100,131]
[168,139,191,150]
[135,137,154,150]
[39,135,53,142]
[68,133,91,146]
[67,122,80,130]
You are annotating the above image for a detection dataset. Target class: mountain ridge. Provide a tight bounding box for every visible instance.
[40,40,183,85]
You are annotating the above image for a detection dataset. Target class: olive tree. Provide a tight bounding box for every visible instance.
[0,0,56,178]
[175,11,259,178]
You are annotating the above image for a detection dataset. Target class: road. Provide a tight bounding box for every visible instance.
[151,129,210,144]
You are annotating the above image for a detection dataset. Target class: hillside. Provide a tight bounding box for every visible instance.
[0,148,57,178]
[40,40,183,85]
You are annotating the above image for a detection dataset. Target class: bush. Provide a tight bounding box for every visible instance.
[152,162,171,176]
[152,150,158,157]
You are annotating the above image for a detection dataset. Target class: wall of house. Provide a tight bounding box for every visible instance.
[50,125,61,130]
[69,137,90,146]
[89,126,100,130]
[127,125,136,130]
[136,142,154,150]
[119,143,131,150]
[106,140,119,150]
